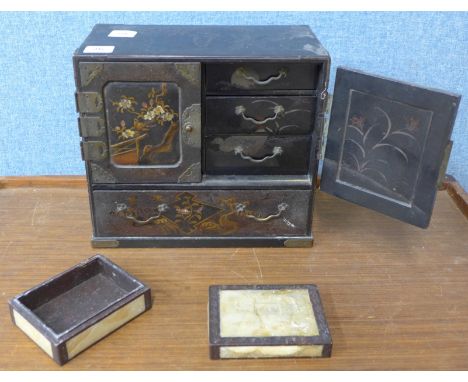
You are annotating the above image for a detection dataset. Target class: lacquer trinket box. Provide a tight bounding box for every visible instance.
[74,25,460,248]
[208,284,332,359]
[9,255,152,365]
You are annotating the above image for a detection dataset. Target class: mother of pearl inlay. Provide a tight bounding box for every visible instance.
[219,289,319,338]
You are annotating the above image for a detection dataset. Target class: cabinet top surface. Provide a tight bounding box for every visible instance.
[74,24,330,60]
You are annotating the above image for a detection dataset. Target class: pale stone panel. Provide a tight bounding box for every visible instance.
[66,295,145,359]
[220,345,324,358]
[220,289,318,337]
[13,309,53,358]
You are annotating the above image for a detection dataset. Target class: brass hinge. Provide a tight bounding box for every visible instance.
[79,63,104,87]
[81,141,108,161]
[78,116,106,138]
[318,94,333,161]
[437,140,453,190]
[75,92,103,113]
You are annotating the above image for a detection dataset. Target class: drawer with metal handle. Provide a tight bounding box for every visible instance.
[204,135,312,175]
[205,96,317,135]
[205,62,321,94]
[92,189,311,237]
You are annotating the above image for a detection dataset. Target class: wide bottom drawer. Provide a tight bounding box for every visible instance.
[93,189,311,237]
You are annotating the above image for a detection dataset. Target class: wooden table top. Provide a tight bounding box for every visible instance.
[0,178,467,370]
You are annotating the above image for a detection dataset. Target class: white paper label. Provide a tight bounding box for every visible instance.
[83,45,115,54]
[108,30,138,38]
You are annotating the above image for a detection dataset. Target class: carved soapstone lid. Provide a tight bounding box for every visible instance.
[209,284,332,359]
[8,255,152,365]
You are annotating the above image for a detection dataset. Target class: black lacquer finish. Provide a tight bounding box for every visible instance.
[205,96,316,135]
[74,24,328,247]
[321,67,461,228]
[74,24,459,247]
[76,61,201,184]
[205,62,321,93]
[75,25,330,61]
[205,135,312,175]
[93,189,311,238]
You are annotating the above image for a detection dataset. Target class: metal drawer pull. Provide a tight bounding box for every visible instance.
[235,202,288,222]
[234,146,283,163]
[235,105,284,125]
[240,68,287,85]
[114,203,169,226]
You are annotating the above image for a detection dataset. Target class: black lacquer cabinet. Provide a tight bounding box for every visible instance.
[74,25,460,248]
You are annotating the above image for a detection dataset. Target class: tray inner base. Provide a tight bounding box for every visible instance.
[33,273,129,334]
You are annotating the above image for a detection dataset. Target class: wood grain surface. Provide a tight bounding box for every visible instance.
[0,178,467,370]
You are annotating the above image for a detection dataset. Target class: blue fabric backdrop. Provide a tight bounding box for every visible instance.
[0,12,466,189]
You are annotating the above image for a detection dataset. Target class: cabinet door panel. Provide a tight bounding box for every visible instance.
[321,67,460,228]
[76,61,201,184]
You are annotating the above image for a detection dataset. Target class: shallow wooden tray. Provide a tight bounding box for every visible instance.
[9,254,152,365]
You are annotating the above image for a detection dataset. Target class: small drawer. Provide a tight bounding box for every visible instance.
[205,96,316,135]
[205,135,311,175]
[93,189,310,238]
[205,63,320,94]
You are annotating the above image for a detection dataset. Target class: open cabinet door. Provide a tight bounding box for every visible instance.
[321,67,460,228]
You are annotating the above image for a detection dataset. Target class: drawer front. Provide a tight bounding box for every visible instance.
[205,135,311,175]
[205,96,316,135]
[93,190,311,237]
[206,63,319,94]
